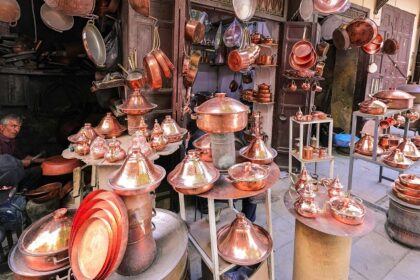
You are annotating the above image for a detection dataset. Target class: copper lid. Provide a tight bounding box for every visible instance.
[94,113,127,138]
[161,115,187,138]
[194,92,249,115]
[119,89,157,115]
[217,213,272,266]
[383,149,414,167]
[192,133,211,150]
[355,133,384,156]
[19,208,74,256]
[151,119,164,135]
[68,123,97,143]
[373,89,415,100]
[239,135,277,161]
[167,150,219,189]
[109,148,165,194]
[359,99,387,110]
[397,138,420,160]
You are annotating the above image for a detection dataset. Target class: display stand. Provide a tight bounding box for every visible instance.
[288,117,334,178]
[284,189,375,280]
[178,163,280,280]
[347,109,412,191]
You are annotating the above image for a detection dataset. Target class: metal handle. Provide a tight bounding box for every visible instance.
[53,255,69,264]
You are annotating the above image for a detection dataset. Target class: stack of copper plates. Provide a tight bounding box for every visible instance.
[289,40,317,71]
[69,190,129,280]
[254,83,272,103]
[393,174,420,205]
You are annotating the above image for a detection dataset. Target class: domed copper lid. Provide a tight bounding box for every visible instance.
[192,133,211,150]
[94,113,127,138]
[161,115,187,142]
[109,148,165,195]
[167,150,219,189]
[151,119,164,135]
[68,123,97,143]
[119,89,157,115]
[397,138,420,160]
[217,213,272,266]
[373,89,415,100]
[355,133,384,156]
[194,92,249,115]
[19,208,74,255]
[239,135,277,163]
[383,149,414,169]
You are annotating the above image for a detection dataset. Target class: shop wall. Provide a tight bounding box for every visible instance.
[351,0,420,78]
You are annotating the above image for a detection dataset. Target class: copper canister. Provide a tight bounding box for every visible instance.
[303,146,314,160]
[318,147,327,158]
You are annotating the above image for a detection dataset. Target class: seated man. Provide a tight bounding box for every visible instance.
[0,114,44,190]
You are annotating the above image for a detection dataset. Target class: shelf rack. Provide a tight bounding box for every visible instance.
[177,163,280,280]
[347,109,413,191]
[289,117,334,178]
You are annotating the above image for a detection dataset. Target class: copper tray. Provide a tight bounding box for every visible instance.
[216,223,272,266]
[398,174,420,190]
[41,156,81,176]
[393,181,420,198]
[382,157,413,169]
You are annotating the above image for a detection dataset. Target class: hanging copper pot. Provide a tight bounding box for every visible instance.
[152,48,174,79]
[333,24,350,50]
[228,49,252,72]
[128,0,149,17]
[143,53,162,90]
[160,115,187,143]
[185,20,205,43]
[217,213,272,266]
[94,112,127,138]
[346,18,378,47]
[45,0,95,17]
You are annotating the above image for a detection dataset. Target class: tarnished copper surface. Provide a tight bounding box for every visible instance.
[194,92,249,134]
[397,139,420,161]
[119,89,157,115]
[239,135,277,164]
[346,18,378,46]
[109,148,165,196]
[198,162,280,200]
[192,133,212,162]
[294,183,319,218]
[355,133,384,156]
[104,137,126,163]
[160,115,187,143]
[398,174,420,190]
[284,189,376,237]
[329,196,366,225]
[68,123,97,143]
[217,213,272,266]
[94,112,127,138]
[168,150,219,194]
[383,149,414,169]
[227,162,269,191]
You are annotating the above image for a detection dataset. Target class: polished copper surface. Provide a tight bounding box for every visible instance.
[397,139,420,161]
[152,49,172,79]
[0,0,20,25]
[398,174,420,190]
[321,177,345,198]
[313,0,348,13]
[392,187,420,205]
[227,49,251,73]
[355,133,384,156]
[95,112,127,138]
[373,89,415,109]
[291,166,314,193]
[104,137,126,163]
[168,150,219,193]
[383,149,414,169]
[126,70,147,90]
[74,141,90,156]
[239,135,277,164]
[144,53,162,90]
[329,196,366,225]
[346,18,378,46]
[294,183,319,218]
[119,89,157,115]
[358,99,387,115]
[185,20,205,44]
[217,213,272,266]
[138,116,151,140]
[90,135,108,159]
[150,120,168,151]
[68,123,97,143]
[194,92,249,133]
[192,133,212,162]
[129,130,155,158]
[45,0,95,17]
[109,148,166,196]
[19,208,74,272]
[227,162,269,191]
[393,180,420,197]
[161,115,187,143]
[41,155,81,176]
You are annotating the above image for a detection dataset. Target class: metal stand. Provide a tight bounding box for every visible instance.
[347,109,412,192]
[288,117,334,178]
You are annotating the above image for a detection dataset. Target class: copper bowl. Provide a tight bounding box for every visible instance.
[398,174,420,190]
[227,162,269,191]
[41,156,81,176]
[0,0,21,25]
[329,196,365,225]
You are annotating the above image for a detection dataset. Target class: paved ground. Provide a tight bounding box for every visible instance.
[186,151,420,280]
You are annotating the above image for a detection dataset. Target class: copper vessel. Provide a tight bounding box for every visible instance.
[19,208,74,272]
[397,139,420,161]
[392,187,420,205]
[329,196,365,225]
[126,70,147,90]
[227,49,252,73]
[313,0,349,14]
[239,135,277,165]
[109,148,166,196]
[185,20,205,44]
[68,123,97,143]
[0,0,20,26]
[104,137,126,163]
[168,150,219,195]
[388,135,403,149]
[90,135,108,159]
[398,174,420,190]
[227,162,269,191]
[160,115,187,143]
[373,89,415,109]
[217,213,272,266]
[346,18,378,47]
[129,130,155,159]
[294,183,320,218]
[383,149,414,169]
[41,156,81,176]
[394,180,420,197]
[378,135,390,150]
[355,133,384,156]
[44,0,95,17]
[194,93,249,134]
[359,98,387,115]
[74,141,90,156]
[291,167,314,193]
[192,133,212,162]
[94,112,127,138]
[150,120,168,151]
[302,146,314,160]
[119,89,157,115]
[321,177,346,198]
[144,53,162,90]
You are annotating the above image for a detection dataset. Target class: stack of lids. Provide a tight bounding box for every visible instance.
[393,174,420,205]
[69,190,129,280]
[289,40,317,71]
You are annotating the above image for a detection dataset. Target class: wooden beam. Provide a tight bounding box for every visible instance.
[375,0,389,14]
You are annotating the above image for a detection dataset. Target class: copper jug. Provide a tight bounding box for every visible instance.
[150,120,168,151]
[104,137,126,162]
[90,136,108,159]
[294,183,319,218]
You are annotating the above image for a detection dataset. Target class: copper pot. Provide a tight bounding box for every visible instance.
[333,24,350,50]
[143,53,162,90]
[152,49,173,79]
[0,0,20,26]
[194,93,249,134]
[379,135,390,150]
[227,162,269,191]
[185,20,205,43]
[19,209,74,272]
[329,196,365,225]
[126,70,147,90]
[373,89,415,109]
[250,32,261,44]
[128,0,149,17]
[228,49,252,72]
[359,98,387,115]
[346,18,378,47]
[303,146,314,160]
[74,142,90,156]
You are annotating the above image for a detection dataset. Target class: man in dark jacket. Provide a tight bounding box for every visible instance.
[0,114,44,190]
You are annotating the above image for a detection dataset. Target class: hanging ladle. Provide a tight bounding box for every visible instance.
[229,72,239,92]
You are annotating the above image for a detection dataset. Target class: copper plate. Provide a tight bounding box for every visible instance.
[393,182,420,198]
[392,187,420,205]
[216,223,272,266]
[71,216,112,280]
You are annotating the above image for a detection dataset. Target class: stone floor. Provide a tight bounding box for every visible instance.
[186,151,420,280]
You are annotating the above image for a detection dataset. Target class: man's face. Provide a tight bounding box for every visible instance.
[0,119,22,139]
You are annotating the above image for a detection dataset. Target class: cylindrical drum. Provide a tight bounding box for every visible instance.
[386,198,420,249]
[210,133,236,170]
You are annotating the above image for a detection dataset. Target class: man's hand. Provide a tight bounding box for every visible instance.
[22,159,31,167]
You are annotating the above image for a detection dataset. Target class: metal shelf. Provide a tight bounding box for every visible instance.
[292,152,335,164]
